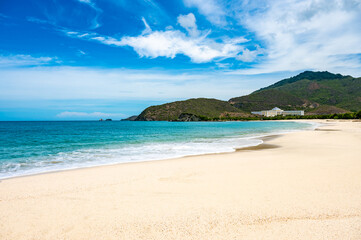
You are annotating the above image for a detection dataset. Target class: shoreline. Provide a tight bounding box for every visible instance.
[0,134,272,181]
[0,120,317,181]
[1,119,360,239]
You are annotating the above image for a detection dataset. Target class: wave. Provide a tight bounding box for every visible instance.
[0,121,316,179]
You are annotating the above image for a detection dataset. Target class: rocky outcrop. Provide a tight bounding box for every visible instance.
[121,115,138,121]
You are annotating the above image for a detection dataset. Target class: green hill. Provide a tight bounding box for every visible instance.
[135,98,252,121]
[134,71,360,121]
[229,71,361,114]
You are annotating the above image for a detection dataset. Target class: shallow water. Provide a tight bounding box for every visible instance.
[0,121,314,179]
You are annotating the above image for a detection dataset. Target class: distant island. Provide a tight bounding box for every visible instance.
[99,118,113,121]
[127,71,361,121]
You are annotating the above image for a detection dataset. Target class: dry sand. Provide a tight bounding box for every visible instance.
[0,120,360,239]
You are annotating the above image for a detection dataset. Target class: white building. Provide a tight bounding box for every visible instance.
[252,107,304,117]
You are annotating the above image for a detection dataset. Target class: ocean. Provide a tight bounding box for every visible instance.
[0,121,315,179]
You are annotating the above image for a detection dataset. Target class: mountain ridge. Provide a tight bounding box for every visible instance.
[255,71,348,92]
[134,71,361,121]
[229,71,361,114]
[135,98,253,121]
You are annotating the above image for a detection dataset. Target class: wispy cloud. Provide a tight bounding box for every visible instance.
[56,111,125,119]
[141,17,152,34]
[0,13,9,19]
[8,0,361,77]
[183,0,227,26]
[26,16,52,25]
[231,0,361,74]
[27,0,102,30]
[176,0,361,74]
[0,66,267,101]
[77,0,102,29]
[77,50,87,56]
[0,54,56,67]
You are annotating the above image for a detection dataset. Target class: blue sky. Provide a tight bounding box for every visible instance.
[1,0,361,120]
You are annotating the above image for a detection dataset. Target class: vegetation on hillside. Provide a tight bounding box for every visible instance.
[139,111,361,121]
[134,71,360,121]
[135,98,252,121]
[229,71,361,114]
[189,110,361,121]
[256,71,347,91]
[306,105,348,115]
[229,89,306,112]
[259,110,361,120]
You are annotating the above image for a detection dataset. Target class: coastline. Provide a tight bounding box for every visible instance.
[0,130,281,181]
[0,119,360,239]
[0,120,315,180]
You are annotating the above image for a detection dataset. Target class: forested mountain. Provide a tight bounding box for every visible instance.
[229,71,361,114]
[135,71,361,121]
[135,98,252,121]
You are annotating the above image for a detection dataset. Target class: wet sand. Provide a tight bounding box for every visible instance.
[0,120,360,239]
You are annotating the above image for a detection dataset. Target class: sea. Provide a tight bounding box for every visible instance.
[0,121,316,179]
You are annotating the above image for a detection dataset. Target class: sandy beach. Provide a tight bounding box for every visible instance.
[0,120,360,239]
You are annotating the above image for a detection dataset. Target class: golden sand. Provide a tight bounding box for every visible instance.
[0,120,360,239]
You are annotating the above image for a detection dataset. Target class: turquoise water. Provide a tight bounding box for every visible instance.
[0,121,314,179]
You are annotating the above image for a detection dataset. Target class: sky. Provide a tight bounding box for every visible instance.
[0,0,361,120]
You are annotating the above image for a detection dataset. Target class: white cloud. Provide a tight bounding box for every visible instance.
[64,15,253,63]
[0,54,55,67]
[236,47,264,62]
[177,13,199,37]
[61,0,361,75]
[183,0,226,26]
[215,62,233,68]
[177,0,361,74]
[232,0,361,74]
[119,30,241,63]
[56,111,125,119]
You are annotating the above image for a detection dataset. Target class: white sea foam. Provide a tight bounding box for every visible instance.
[0,121,316,180]
[0,136,262,179]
